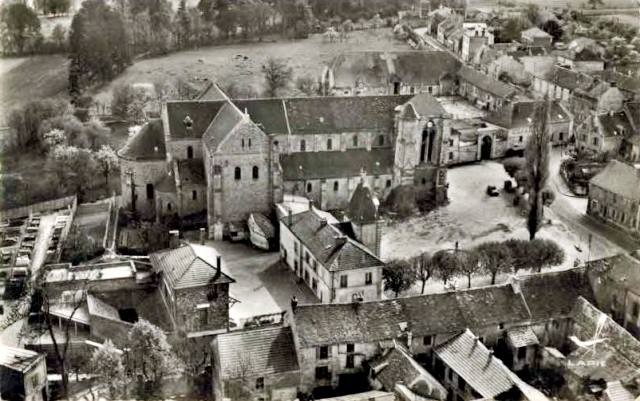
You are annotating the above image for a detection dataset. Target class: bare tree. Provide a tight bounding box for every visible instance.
[262,57,293,97]
[525,101,552,240]
[412,252,436,294]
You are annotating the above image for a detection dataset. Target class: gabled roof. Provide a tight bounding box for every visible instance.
[0,345,43,373]
[588,254,640,294]
[118,119,166,161]
[521,27,552,39]
[215,326,299,379]
[434,329,516,399]
[597,111,634,138]
[590,160,640,201]
[283,208,383,272]
[406,93,447,117]
[542,66,594,91]
[196,82,228,101]
[506,326,539,348]
[166,101,227,139]
[393,51,461,85]
[485,101,538,129]
[202,101,245,152]
[150,243,235,290]
[457,66,517,99]
[348,182,378,223]
[280,148,394,181]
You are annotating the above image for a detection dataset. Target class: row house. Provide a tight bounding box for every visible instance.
[460,22,494,63]
[531,65,594,102]
[555,47,605,73]
[288,268,594,392]
[279,204,384,304]
[588,160,640,236]
[456,66,518,111]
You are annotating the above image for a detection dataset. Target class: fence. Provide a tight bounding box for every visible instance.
[0,196,78,220]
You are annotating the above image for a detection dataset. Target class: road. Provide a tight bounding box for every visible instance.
[547,148,639,256]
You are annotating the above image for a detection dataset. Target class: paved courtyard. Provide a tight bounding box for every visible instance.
[194,240,317,322]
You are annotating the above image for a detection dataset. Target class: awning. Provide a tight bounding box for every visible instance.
[507,326,539,348]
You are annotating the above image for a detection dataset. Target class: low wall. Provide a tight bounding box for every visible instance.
[0,196,77,220]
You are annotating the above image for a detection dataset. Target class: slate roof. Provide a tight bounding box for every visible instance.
[196,82,228,101]
[293,283,530,348]
[284,208,383,272]
[280,148,394,181]
[202,101,245,151]
[485,101,538,129]
[215,326,299,379]
[519,268,595,321]
[118,119,166,161]
[348,182,378,223]
[0,345,43,373]
[597,111,634,138]
[177,159,205,186]
[434,329,516,399]
[166,101,226,139]
[542,66,594,91]
[604,381,636,401]
[457,66,516,99]
[590,160,640,201]
[330,52,389,88]
[250,213,276,239]
[599,71,640,95]
[150,243,235,290]
[156,173,176,193]
[406,93,447,117]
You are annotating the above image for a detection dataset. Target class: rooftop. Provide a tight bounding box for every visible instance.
[347,182,379,224]
[521,27,552,39]
[457,66,517,99]
[44,260,136,283]
[118,119,166,161]
[0,345,43,373]
[590,160,640,201]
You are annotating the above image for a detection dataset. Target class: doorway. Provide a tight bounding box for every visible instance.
[481,136,493,160]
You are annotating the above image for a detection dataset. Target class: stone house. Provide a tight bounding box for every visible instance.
[456,66,517,111]
[556,48,605,73]
[0,346,48,401]
[211,326,300,401]
[279,205,384,304]
[520,27,552,49]
[576,110,634,155]
[150,243,236,334]
[588,254,640,338]
[446,119,508,164]
[588,160,640,236]
[531,65,594,102]
[460,22,494,63]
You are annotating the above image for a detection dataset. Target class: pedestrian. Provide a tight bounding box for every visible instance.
[290,295,298,313]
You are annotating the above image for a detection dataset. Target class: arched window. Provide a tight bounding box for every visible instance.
[377,135,384,146]
[352,135,358,147]
[248,138,252,148]
[252,166,259,180]
[234,167,241,180]
[146,184,154,200]
[192,190,197,200]
[333,181,339,191]
[420,121,436,164]
[327,138,333,150]
[187,146,193,159]
[300,140,306,152]
[241,139,245,148]
[167,203,172,211]
[306,182,312,193]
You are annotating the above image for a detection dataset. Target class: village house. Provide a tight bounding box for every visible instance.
[322,51,460,97]
[456,65,518,111]
[531,65,594,102]
[620,102,640,163]
[576,109,634,155]
[0,345,48,401]
[436,14,463,51]
[520,27,553,49]
[588,253,640,338]
[460,22,494,63]
[150,243,236,334]
[555,47,605,73]
[279,204,384,304]
[446,118,508,163]
[588,160,640,236]
[211,325,300,401]
[120,88,452,239]
[425,6,454,36]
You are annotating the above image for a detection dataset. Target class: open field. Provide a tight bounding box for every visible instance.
[471,0,638,9]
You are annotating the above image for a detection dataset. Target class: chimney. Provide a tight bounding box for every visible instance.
[213,254,222,281]
[169,230,180,249]
[288,209,293,227]
[199,227,206,245]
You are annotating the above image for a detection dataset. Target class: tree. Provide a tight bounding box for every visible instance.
[525,4,540,25]
[47,144,99,201]
[498,17,529,43]
[174,0,191,48]
[0,3,41,55]
[542,20,563,42]
[111,84,135,120]
[295,75,318,96]
[382,259,415,298]
[412,252,436,294]
[528,238,565,272]
[262,57,293,97]
[63,226,99,264]
[456,250,481,289]
[524,101,552,240]
[51,24,67,50]
[587,0,603,9]
[503,238,532,272]
[43,128,67,151]
[96,145,120,188]
[431,249,460,286]
[475,241,513,284]
[127,320,183,388]
[169,330,211,394]
[89,340,126,398]
[6,98,70,151]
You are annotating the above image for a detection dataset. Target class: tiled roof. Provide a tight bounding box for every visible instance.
[284,96,411,135]
[330,52,389,88]
[279,148,394,181]
[506,326,539,348]
[406,93,447,117]
[435,329,516,399]
[590,160,640,201]
[166,101,226,139]
[293,283,530,348]
[234,99,289,134]
[215,326,299,379]
[542,66,593,91]
[485,101,538,129]
[0,345,42,372]
[177,159,205,186]
[156,173,176,193]
[597,111,634,138]
[118,119,166,161]
[284,208,383,272]
[348,182,378,223]
[457,66,517,99]
[604,381,636,401]
[150,243,235,290]
[519,268,594,321]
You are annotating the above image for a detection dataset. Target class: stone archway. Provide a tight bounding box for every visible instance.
[480,136,493,160]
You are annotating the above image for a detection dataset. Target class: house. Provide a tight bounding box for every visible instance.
[211,326,300,401]
[456,65,518,111]
[426,6,454,35]
[588,160,640,236]
[432,329,550,401]
[446,118,508,163]
[0,346,48,401]
[370,342,447,401]
[556,47,605,72]
[150,243,236,334]
[531,65,594,101]
[520,27,552,48]
[279,204,384,304]
[620,102,640,163]
[576,109,634,155]
[461,22,494,62]
[588,253,640,338]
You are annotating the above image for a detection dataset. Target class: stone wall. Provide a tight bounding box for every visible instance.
[167,139,203,161]
[175,283,230,332]
[119,158,168,219]
[89,314,134,347]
